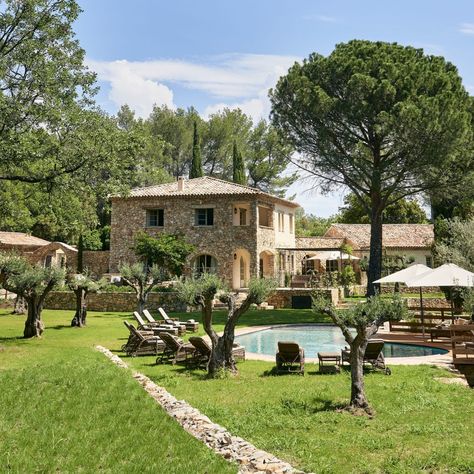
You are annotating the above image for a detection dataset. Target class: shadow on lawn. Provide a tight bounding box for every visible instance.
[280,396,347,413]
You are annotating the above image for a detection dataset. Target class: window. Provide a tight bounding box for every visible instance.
[426,256,433,268]
[239,208,247,226]
[44,255,52,268]
[326,260,339,272]
[146,209,164,227]
[278,212,285,232]
[289,214,294,234]
[194,255,217,275]
[195,208,214,226]
[258,206,272,227]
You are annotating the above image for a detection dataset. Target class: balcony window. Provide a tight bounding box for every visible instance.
[195,208,214,226]
[146,209,164,227]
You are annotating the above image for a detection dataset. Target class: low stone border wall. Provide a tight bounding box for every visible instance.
[45,291,186,313]
[96,345,303,474]
[267,288,338,309]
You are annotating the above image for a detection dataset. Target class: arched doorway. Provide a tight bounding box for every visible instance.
[232,249,250,290]
[193,254,217,277]
[259,250,275,279]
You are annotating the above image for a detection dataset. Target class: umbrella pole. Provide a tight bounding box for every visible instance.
[420,286,426,340]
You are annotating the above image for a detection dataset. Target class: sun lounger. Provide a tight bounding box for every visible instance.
[188,336,245,368]
[157,332,196,365]
[275,341,305,374]
[341,339,390,375]
[133,311,179,336]
[158,307,199,333]
[142,309,186,335]
[122,321,166,357]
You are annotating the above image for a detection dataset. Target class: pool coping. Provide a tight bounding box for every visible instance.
[234,324,453,367]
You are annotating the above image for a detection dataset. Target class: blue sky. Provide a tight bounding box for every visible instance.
[75,0,474,216]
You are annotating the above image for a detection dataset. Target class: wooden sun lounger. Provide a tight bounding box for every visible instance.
[122,321,166,357]
[157,332,196,365]
[142,309,186,335]
[275,341,305,374]
[158,307,199,333]
[133,311,179,336]
[341,339,390,375]
[188,336,245,368]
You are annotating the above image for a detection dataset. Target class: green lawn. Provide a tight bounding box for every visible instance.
[1,307,473,474]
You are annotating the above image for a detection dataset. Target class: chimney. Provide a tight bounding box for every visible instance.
[177,176,185,192]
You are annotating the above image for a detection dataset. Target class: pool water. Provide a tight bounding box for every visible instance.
[235,325,448,358]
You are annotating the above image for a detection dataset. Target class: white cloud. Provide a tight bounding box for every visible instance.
[98,60,175,117]
[459,23,474,35]
[87,53,299,119]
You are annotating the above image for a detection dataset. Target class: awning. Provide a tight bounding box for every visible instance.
[306,251,359,261]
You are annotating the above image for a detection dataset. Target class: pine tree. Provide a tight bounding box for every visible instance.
[189,121,203,178]
[232,141,246,185]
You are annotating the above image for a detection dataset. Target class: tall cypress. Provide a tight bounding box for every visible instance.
[232,140,246,185]
[189,121,203,178]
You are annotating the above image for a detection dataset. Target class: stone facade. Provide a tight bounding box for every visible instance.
[109,185,298,289]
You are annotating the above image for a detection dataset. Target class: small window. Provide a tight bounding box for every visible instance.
[289,214,294,234]
[326,260,339,272]
[194,255,217,275]
[44,255,53,268]
[195,208,214,226]
[146,209,164,227]
[426,256,433,268]
[239,208,247,226]
[278,212,285,232]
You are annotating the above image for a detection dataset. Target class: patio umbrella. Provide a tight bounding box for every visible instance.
[405,263,474,337]
[373,264,432,338]
[373,263,431,284]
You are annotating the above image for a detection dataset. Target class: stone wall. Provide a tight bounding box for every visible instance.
[44,291,186,313]
[83,250,110,275]
[267,288,339,309]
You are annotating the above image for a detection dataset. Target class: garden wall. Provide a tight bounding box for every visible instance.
[267,288,339,309]
[44,291,186,313]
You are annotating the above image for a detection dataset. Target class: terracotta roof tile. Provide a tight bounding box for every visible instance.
[116,176,299,208]
[295,236,345,249]
[0,232,49,247]
[325,224,434,249]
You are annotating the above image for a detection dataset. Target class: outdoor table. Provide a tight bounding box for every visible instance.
[318,352,341,373]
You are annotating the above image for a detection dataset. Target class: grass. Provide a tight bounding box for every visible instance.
[1,307,473,473]
[0,309,234,473]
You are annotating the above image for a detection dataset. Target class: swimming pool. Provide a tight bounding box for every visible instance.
[235,325,448,358]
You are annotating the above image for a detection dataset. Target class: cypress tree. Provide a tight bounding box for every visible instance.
[232,141,246,185]
[190,121,203,178]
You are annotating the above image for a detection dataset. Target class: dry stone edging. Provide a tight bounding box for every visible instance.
[96,345,306,474]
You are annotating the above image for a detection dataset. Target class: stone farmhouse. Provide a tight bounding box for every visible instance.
[109,176,300,290]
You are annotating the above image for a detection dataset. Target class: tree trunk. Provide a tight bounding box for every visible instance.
[208,321,238,376]
[367,200,383,297]
[349,340,372,414]
[71,287,87,327]
[23,297,44,338]
[13,295,27,314]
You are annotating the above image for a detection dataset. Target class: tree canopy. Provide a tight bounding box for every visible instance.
[336,192,428,224]
[271,40,473,294]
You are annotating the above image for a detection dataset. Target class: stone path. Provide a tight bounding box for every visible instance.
[96,345,305,474]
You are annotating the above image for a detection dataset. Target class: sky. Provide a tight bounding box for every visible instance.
[75,0,474,216]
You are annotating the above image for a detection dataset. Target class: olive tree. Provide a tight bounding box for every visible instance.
[177,275,276,377]
[119,263,163,314]
[313,294,407,415]
[0,254,65,338]
[271,40,473,295]
[67,273,105,327]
